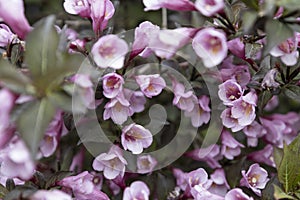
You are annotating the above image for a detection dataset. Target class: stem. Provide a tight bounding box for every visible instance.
[162,8,168,29]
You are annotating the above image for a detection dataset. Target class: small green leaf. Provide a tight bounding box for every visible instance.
[0,184,8,199]
[25,15,59,80]
[0,60,31,94]
[278,134,300,193]
[17,99,55,156]
[264,19,293,56]
[283,85,300,103]
[273,185,296,199]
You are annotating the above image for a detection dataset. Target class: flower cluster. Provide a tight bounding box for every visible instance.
[0,0,300,199]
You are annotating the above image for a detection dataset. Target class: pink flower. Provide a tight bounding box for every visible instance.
[63,0,90,17]
[0,24,16,47]
[137,155,157,174]
[260,112,300,147]
[135,74,166,98]
[221,130,244,160]
[186,168,212,196]
[227,37,245,59]
[221,108,244,132]
[225,188,254,200]
[0,0,31,39]
[123,181,150,200]
[89,0,115,34]
[91,34,128,69]
[185,144,222,169]
[195,0,224,17]
[247,144,276,167]
[184,95,211,127]
[121,123,153,154]
[0,89,16,149]
[218,79,243,106]
[270,35,299,66]
[142,0,195,11]
[39,111,68,157]
[240,163,269,196]
[192,28,228,68]
[30,189,72,200]
[243,121,266,147]
[103,94,133,125]
[172,80,197,112]
[208,169,230,196]
[191,185,224,200]
[124,89,147,113]
[71,74,96,109]
[102,73,124,99]
[92,145,127,179]
[58,171,108,200]
[173,168,188,191]
[220,59,251,87]
[130,21,160,59]
[231,91,257,127]
[261,69,280,89]
[0,138,35,180]
[147,27,198,59]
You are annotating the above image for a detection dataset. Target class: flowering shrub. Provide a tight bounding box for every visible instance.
[0,0,300,199]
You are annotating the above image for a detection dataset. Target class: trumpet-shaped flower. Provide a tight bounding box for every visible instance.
[91,34,128,69]
[240,163,269,196]
[218,79,243,106]
[137,155,157,174]
[63,0,90,17]
[90,0,115,33]
[102,73,124,99]
[192,28,228,68]
[121,123,153,154]
[195,0,224,17]
[93,146,127,180]
[123,181,150,200]
[0,0,31,39]
[135,74,166,98]
[103,94,133,125]
[0,138,35,180]
[270,35,299,66]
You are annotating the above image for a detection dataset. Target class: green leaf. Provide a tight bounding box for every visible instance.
[273,147,284,169]
[277,0,300,11]
[0,184,8,199]
[48,90,86,113]
[278,134,300,193]
[25,15,59,80]
[262,176,281,200]
[242,11,258,34]
[16,99,55,156]
[273,185,296,199]
[0,60,31,94]
[283,85,300,103]
[264,19,294,56]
